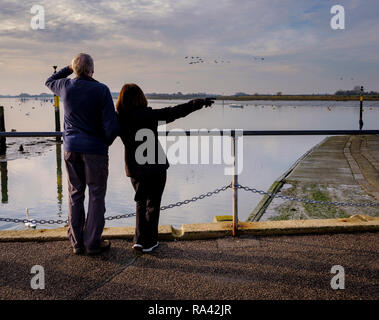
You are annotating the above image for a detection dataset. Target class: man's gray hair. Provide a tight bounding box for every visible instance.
[71,53,94,77]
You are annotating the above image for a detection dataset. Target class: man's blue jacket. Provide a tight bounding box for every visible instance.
[46,66,119,155]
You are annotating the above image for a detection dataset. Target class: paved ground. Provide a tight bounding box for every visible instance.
[0,232,378,300]
[263,135,379,221]
[286,135,379,200]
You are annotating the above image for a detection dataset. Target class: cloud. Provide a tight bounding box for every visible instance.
[0,0,378,94]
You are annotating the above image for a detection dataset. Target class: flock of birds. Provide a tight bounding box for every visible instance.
[184,55,265,65]
[184,56,231,65]
[184,56,361,92]
[185,56,205,64]
[182,56,365,114]
[9,99,52,116]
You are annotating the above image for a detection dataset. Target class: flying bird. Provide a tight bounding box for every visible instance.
[185,55,232,66]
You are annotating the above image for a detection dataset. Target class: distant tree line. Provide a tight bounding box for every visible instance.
[0,92,53,98]
[2,87,379,100]
[335,86,379,96]
[139,92,221,100]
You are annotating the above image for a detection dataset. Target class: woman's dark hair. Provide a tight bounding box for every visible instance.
[116,83,148,118]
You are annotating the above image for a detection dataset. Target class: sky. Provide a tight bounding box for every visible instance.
[0,0,379,95]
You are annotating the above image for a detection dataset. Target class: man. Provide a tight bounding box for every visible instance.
[46,53,119,255]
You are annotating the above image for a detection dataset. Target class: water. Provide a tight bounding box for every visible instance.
[0,98,378,230]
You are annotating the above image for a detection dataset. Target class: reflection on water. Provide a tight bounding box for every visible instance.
[55,143,63,216]
[0,97,378,230]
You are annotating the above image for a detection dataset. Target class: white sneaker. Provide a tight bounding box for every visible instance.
[132,243,143,251]
[142,242,159,253]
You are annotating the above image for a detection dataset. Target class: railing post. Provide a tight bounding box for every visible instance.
[0,106,6,155]
[232,131,239,237]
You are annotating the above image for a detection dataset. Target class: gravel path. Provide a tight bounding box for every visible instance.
[0,232,378,300]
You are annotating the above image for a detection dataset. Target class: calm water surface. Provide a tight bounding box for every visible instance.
[0,98,378,230]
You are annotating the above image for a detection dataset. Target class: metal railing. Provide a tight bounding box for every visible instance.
[0,129,378,235]
[1,129,379,137]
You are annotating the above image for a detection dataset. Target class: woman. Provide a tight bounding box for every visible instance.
[116,84,214,252]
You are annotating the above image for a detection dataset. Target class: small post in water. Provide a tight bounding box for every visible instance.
[359,86,364,130]
[232,131,239,237]
[53,66,61,142]
[0,106,6,155]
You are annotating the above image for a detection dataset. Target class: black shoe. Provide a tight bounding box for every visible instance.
[132,243,143,252]
[86,240,111,255]
[142,242,159,253]
[73,247,84,255]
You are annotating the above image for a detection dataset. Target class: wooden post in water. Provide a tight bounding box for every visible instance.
[359,86,364,130]
[53,66,61,142]
[0,106,6,155]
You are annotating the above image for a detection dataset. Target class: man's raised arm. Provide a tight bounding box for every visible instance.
[45,66,73,96]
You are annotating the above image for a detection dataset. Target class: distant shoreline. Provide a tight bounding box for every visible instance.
[214,95,379,101]
[1,94,379,101]
[147,95,379,101]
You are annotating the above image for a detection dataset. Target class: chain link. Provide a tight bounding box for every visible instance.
[0,184,232,226]
[236,184,379,208]
[160,184,232,211]
[1,182,377,226]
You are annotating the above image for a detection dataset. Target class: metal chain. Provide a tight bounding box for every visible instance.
[0,217,68,225]
[2,182,377,226]
[0,184,232,226]
[160,184,232,211]
[237,184,379,208]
